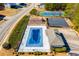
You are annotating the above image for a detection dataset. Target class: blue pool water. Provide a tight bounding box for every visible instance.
[39,11,64,16]
[26,28,43,47]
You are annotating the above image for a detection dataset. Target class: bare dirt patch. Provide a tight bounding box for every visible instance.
[0,8,19,16]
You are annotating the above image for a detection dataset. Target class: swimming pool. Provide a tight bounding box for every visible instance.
[26,28,43,47]
[18,26,50,52]
[39,11,64,16]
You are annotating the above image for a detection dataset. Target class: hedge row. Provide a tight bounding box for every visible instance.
[8,15,29,49]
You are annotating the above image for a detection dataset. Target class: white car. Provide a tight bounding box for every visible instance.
[3,16,11,21]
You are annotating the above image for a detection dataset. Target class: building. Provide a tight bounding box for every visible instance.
[38,3,45,8]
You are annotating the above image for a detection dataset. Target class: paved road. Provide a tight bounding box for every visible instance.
[0,4,35,44]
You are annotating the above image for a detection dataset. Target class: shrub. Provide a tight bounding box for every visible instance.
[54,47,67,52]
[2,43,11,50]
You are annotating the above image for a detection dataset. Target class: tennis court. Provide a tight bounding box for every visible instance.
[39,11,64,16]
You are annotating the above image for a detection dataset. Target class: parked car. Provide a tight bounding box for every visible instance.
[19,3,27,7]
[3,16,11,21]
[0,15,6,21]
[11,5,23,9]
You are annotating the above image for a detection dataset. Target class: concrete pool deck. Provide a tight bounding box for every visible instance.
[18,26,50,52]
[48,27,79,53]
[59,29,79,52]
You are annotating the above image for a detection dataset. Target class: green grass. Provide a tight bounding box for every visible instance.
[8,15,29,49]
[64,4,79,32]
[54,47,67,52]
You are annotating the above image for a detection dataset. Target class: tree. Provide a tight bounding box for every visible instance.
[0,3,4,6]
[45,3,56,11]
[65,3,79,32]
[65,4,75,18]
[0,3,5,10]
[30,9,38,15]
[45,3,67,11]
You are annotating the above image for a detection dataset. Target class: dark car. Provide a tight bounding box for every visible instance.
[19,3,27,7]
[11,5,22,9]
[0,15,6,21]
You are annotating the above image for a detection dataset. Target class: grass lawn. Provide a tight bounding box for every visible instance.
[8,15,29,49]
